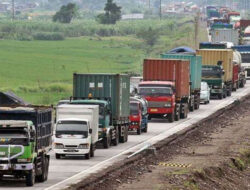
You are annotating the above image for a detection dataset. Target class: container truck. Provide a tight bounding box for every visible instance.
[139,59,190,122]
[161,54,202,111]
[0,106,52,186]
[129,96,148,134]
[211,29,239,45]
[54,104,98,159]
[72,74,129,148]
[232,45,250,81]
[197,49,233,98]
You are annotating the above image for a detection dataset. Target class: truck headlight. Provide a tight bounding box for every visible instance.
[54,143,64,149]
[164,103,172,108]
[17,158,32,163]
[79,144,89,149]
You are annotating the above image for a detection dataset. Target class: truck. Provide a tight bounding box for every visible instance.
[72,74,130,148]
[130,76,143,95]
[197,49,233,98]
[232,45,250,80]
[129,96,148,134]
[211,29,239,45]
[54,104,98,159]
[0,106,52,186]
[160,53,202,111]
[139,59,190,122]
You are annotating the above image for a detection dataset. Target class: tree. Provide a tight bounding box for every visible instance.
[97,0,122,24]
[53,3,77,23]
[136,27,159,47]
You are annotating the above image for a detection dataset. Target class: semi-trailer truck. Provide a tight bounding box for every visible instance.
[0,106,52,186]
[72,74,130,148]
[139,59,190,122]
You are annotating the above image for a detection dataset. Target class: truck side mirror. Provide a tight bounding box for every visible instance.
[222,70,225,75]
[89,128,92,134]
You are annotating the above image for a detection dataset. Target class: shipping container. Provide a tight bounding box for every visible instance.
[211,29,239,45]
[199,42,227,49]
[73,74,130,121]
[143,59,190,98]
[240,20,250,29]
[160,54,202,92]
[197,49,233,82]
[0,106,53,152]
[211,23,233,30]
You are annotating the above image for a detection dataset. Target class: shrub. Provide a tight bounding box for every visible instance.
[33,32,64,41]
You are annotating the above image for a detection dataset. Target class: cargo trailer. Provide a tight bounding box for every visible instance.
[211,29,239,45]
[73,74,130,148]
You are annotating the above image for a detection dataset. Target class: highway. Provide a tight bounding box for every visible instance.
[1,81,250,190]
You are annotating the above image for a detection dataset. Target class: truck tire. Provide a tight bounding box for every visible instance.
[218,94,223,99]
[112,127,119,146]
[194,102,199,110]
[175,106,180,121]
[180,105,188,119]
[90,144,94,157]
[55,154,61,159]
[227,89,232,96]
[120,125,128,143]
[103,134,111,149]
[85,152,90,159]
[142,123,148,133]
[189,104,194,112]
[26,165,35,186]
[168,113,174,123]
[137,125,142,135]
[37,156,49,182]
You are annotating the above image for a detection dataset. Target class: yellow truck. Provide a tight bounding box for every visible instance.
[197,49,233,98]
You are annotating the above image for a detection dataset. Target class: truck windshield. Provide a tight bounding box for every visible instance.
[202,67,222,78]
[56,120,88,137]
[0,129,29,145]
[130,103,139,115]
[139,87,172,96]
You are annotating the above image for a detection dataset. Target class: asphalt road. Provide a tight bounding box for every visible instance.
[1,81,250,190]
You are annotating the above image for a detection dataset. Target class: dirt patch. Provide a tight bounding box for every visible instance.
[68,96,250,190]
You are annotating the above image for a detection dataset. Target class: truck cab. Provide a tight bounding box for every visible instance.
[129,101,142,135]
[0,120,40,186]
[202,65,226,99]
[54,104,98,159]
[70,99,114,148]
[138,81,176,122]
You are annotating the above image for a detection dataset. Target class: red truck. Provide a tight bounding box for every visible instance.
[129,101,142,134]
[138,59,190,122]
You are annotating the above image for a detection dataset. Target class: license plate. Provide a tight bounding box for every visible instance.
[64,149,78,152]
[0,152,5,156]
[150,109,158,112]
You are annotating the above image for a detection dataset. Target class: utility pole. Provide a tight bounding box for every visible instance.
[149,0,150,9]
[194,11,200,49]
[159,0,162,20]
[12,0,15,20]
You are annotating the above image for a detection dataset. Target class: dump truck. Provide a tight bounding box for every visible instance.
[54,104,99,159]
[72,74,130,148]
[0,106,52,186]
[161,53,202,111]
[197,49,233,98]
[139,59,190,122]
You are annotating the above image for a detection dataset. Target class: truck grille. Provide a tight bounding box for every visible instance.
[148,101,166,108]
[65,145,78,148]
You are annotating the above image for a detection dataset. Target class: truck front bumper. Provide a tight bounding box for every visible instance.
[211,89,223,94]
[0,163,33,171]
[54,148,90,155]
[148,107,173,115]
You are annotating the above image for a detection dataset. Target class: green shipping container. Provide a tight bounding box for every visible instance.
[73,74,130,121]
[160,54,202,92]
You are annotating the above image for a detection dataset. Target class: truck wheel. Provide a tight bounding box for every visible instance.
[120,125,128,143]
[85,152,90,160]
[175,107,180,121]
[37,156,48,182]
[26,165,35,186]
[189,104,194,112]
[194,103,199,110]
[112,127,119,146]
[125,126,128,142]
[142,124,148,133]
[90,144,94,157]
[218,94,223,99]
[55,154,61,159]
[227,89,232,96]
[168,113,174,123]
[137,125,142,135]
[103,134,111,149]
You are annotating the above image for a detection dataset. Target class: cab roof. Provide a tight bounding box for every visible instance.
[139,81,174,86]
[71,99,108,105]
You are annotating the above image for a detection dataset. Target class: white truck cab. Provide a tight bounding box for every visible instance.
[54,104,99,159]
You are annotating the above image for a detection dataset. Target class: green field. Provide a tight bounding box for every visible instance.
[0,19,208,105]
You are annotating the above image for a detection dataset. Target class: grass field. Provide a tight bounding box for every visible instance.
[0,19,208,105]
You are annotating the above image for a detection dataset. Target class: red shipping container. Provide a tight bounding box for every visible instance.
[143,59,190,99]
[232,64,239,84]
[240,20,250,29]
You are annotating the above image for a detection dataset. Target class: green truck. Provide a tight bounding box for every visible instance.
[72,74,130,148]
[0,106,52,186]
[160,54,202,111]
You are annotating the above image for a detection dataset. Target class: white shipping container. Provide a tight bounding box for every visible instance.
[211,29,239,45]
